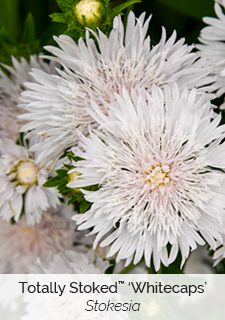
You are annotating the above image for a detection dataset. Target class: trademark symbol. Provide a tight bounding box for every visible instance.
[118,281,124,285]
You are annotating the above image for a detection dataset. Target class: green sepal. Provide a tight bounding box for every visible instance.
[50,13,69,24]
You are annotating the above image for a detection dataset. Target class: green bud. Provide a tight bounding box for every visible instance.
[74,0,103,26]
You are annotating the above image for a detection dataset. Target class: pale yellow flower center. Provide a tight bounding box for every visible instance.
[74,0,102,25]
[146,165,170,190]
[17,160,39,186]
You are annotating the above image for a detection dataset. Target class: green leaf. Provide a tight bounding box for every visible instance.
[59,187,69,194]
[55,169,68,177]
[64,164,74,170]
[155,0,215,20]
[23,13,36,45]
[43,175,63,188]
[112,0,142,15]
[79,200,92,213]
[50,13,69,24]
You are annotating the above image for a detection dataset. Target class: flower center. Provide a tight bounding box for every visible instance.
[146,165,170,190]
[16,160,39,186]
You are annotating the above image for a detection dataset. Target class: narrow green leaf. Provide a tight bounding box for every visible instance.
[23,13,36,44]
[43,175,63,188]
[112,0,142,15]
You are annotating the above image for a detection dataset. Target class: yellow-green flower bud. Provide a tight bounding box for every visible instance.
[74,0,102,26]
[68,171,82,193]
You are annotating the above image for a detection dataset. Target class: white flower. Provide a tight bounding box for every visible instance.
[29,250,110,274]
[68,85,225,271]
[216,0,225,7]
[0,55,57,141]
[0,138,60,225]
[19,11,214,166]
[0,204,84,273]
[197,1,225,98]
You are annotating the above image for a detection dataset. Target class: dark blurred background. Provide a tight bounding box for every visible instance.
[0,0,217,63]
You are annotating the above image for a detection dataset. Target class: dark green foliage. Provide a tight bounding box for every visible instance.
[0,0,66,65]
[0,0,20,40]
[155,0,215,20]
[0,15,40,65]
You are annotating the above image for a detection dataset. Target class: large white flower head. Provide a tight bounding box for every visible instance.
[0,55,57,141]
[0,138,60,225]
[19,11,214,166]
[0,204,82,273]
[68,85,225,271]
[197,1,225,98]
